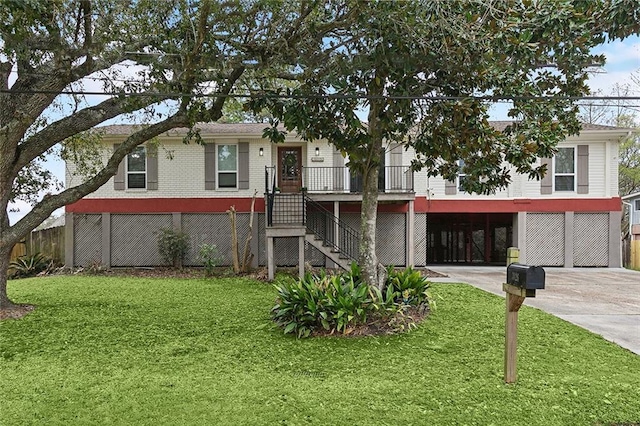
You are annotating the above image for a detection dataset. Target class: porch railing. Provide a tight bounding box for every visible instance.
[302,166,414,193]
[265,166,305,226]
[265,166,360,262]
[265,166,276,226]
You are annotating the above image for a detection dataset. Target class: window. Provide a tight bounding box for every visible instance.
[636,199,640,211]
[554,147,575,191]
[126,146,146,189]
[217,144,237,188]
[457,159,467,192]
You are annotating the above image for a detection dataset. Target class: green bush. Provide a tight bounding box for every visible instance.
[157,228,189,268]
[386,266,431,305]
[325,272,370,333]
[9,252,54,279]
[198,243,223,276]
[271,265,432,338]
[271,272,330,338]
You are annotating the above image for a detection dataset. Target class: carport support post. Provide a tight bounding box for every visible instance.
[504,247,524,384]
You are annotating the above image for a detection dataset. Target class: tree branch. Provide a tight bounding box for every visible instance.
[7,113,189,245]
[14,94,171,174]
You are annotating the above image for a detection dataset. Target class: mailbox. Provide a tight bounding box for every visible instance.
[506,263,545,290]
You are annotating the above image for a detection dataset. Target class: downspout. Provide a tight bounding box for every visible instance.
[622,200,632,266]
[622,201,633,238]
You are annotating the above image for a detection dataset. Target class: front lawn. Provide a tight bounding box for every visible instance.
[1,275,639,425]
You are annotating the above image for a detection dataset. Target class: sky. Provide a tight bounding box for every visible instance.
[7,36,640,225]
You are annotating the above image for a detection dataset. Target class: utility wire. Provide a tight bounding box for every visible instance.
[2,88,640,102]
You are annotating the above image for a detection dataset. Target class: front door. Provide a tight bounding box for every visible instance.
[278,147,302,192]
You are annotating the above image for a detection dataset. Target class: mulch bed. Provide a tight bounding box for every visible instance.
[309,304,431,338]
[0,304,35,320]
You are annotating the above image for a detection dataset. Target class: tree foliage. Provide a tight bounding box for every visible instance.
[250,0,640,285]
[618,114,640,197]
[0,0,355,309]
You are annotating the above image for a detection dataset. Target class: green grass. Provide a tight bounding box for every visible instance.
[1,275,639,426]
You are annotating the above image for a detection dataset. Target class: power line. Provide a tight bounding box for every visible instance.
[3,88,640,102]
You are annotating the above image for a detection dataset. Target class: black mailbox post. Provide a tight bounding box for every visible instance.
[506,263,545,290]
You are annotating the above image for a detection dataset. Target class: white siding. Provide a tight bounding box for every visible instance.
[66,130,623,201]
[70,137,272,199]
[587,142,606,197]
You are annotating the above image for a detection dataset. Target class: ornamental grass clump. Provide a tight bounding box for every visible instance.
[271,264,432,338]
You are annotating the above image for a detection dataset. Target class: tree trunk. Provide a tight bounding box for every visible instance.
[359,161,382,288]
[0,247,18,310]
[359,88,386,289]
[241,191,257,272]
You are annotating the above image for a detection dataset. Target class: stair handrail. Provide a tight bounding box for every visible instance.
[265,166,276,226]
[303,194,359,262]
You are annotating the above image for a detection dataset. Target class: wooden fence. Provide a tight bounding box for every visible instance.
[10,242,27,263]
[25,226,65,264]
[623,238,630,268]
[8,227,64,264]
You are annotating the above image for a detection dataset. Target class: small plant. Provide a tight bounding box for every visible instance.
[157,228,189,268]
[84,259,109,275]
[9,252,54,279]
[198,243,223,276]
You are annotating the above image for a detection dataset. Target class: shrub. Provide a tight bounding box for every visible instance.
[324,272,370,333]
[272,272,330,338]
[9,252,54,279]
[271,265,432,338]
[157,228,189,268]
[198,243,223,276]
[386,266,431,305]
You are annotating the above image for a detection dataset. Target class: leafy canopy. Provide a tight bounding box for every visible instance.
[251,0,640,195]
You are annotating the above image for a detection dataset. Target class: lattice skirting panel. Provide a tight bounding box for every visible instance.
[182,213,253,266]
[526,213,565,266]
[73,211,408,268]
[338,213,406,266]
[377,213,406,266]
[74,214,102,267]
[111,214,172,266]
[414,214,427,266]
[273,237,298,266]
[574,213,609,266]
[257,213,266,266]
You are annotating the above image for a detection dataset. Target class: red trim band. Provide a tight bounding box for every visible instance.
[414,197,621,213]
[67,196,622,214]
[67,198,266,213]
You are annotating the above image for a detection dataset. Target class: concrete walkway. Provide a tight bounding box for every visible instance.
[428,266,640,355]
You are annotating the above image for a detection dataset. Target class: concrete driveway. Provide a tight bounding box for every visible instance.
[428,266,640,355]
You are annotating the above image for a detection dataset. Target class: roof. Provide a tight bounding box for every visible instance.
[98,122,271,136]
[97,121,632,136]
[622,192,640,201]
[489,121,631,132]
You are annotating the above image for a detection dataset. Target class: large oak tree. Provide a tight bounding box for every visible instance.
[252,0,640,287]
[0,0,354,311]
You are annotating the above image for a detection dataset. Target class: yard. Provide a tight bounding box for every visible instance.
[1,275,639,425]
